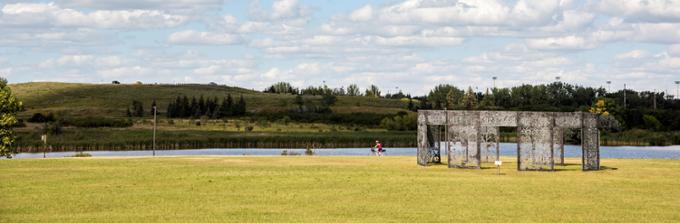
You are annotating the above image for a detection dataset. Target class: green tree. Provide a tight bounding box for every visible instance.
[347,84,361,96]
[365,85,381,98]
[293,94,305,112]
[0,78,23,158]
[479,89,495,109]
[131,100,144,117]
[643,115,662,131]
[460,87,478,110]
[428,84,461,109]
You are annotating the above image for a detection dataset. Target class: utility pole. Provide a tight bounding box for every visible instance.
[555,76,561,82]
[623,84,627,110]
[492,76,497,89]
[153,104,157,156]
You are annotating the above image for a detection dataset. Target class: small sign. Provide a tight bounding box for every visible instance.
[494,160,503,166]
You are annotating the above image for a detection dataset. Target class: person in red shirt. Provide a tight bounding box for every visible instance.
[374,140,383,156]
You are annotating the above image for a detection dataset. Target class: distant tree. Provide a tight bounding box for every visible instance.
[166,102,175,118]
[407,97,415,111]
[198,95,206,116]
[0,78,23,158]
[28,113,55,123]
[428,84,461,109]
[347,84,361,96]
[265,82,299,94]
[294,94,305,112]
[190,97,199,118]
[365,85,381,98]
[181,96,190,117]
[218,94,234,118]
[643,115,662,131]
[131,100,144,117]
[460,87,478,110]
[235,95,247,115]
[479,89,495,109]
[111,80,120,84]
[321,94,337,107]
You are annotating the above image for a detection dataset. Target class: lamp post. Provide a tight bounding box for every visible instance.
[555,76,561,82]
[492,76,497,89]
[606,81,611,93]
[153,104,157,157]
[675,81,680,99]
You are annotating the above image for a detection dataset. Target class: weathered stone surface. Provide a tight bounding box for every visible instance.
[424,110,447,125]
[582,113,600,170]
[553,128,565,165]
[481,111,517,127]
[417,110,600,171]
[517,127,554,170]
[555,112,582,128]
[416,112,429,166]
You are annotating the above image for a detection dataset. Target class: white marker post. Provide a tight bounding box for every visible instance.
[41,134,47,158]
[494,160,502,175]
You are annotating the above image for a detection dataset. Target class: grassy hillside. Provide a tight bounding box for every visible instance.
[9,82,409,118]
[2,156,680,222]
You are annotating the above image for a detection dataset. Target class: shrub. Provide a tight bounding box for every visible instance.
[380,113,417,131]
[28,113,55,123]
[245,126,254,132]
[65,117,133,128]
[42,121,63,135]
[643,115,662,131]
[70,151,92,157]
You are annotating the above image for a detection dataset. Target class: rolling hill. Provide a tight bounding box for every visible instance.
[10,82,411,118]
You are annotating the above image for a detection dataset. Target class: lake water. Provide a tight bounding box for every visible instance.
[11,143,680,159]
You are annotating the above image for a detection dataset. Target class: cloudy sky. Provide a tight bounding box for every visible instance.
[1,0,680,95]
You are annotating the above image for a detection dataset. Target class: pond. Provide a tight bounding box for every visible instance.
[11,143,680,159]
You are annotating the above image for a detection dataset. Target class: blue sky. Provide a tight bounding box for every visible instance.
[1,0,679,95]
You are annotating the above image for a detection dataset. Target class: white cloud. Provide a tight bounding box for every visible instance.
[271,0,300,19]
[593,0,680,22]
[1,2,187,29]
[525,35,597,50]
[349,5,373,22]
[616,50,648,60]
[168,30,241,45]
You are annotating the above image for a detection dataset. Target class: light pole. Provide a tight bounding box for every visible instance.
[153,104,157,156]
[492,76,497,89]
[675,81,680,99]
[555,76,561,82]
[606,81,611,93]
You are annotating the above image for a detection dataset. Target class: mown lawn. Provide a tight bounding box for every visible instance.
[1,156,680,222]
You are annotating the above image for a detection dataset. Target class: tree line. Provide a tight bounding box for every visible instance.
[264,82,393,98]
[417,82,680,131]
[127,95,247,119]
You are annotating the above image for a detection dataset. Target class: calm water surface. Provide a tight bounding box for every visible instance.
[11,143,680,159]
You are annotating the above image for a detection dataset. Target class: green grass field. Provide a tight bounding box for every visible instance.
[2,156,679,222]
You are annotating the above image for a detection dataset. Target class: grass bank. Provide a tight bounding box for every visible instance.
[1,157,679,222]
[14,129,416,152]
